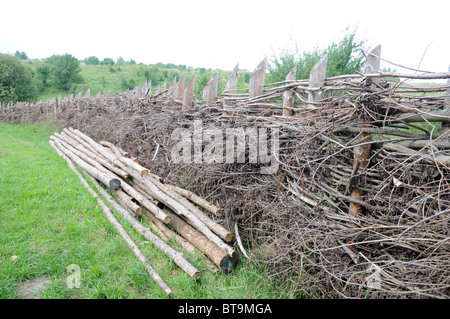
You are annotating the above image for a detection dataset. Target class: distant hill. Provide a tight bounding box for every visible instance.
[25,59,251,102]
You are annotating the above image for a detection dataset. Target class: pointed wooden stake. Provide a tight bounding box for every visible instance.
[225,63,239,94]
[168,77,177,96]
[349,45,381,217]
[282,65,297,117]
[175,73,185,100]
[183,73,196,111]
[202,75,218,103]
[249,58,267,98]
[308,55,328,107]
[441,65,450,139]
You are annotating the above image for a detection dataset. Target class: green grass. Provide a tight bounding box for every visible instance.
[31,62,251,102]
[0,122,290,299]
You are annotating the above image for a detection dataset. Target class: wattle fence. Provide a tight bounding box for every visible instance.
[2,45,450,298]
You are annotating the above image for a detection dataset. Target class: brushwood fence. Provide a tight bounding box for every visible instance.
[2,45,450,298]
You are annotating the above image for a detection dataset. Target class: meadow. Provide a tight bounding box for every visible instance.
[0,122,292,299]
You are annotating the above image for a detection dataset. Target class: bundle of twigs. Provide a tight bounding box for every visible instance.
[48,128,237,296]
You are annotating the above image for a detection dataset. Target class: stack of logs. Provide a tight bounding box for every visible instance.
[48,127,237,296]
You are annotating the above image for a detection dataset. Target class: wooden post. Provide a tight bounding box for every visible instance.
[175,73,185,100]
[249,58,267,98]
[202,75,218,104]
[168,77,177,97]
[182,73,196,111]
[442,65,450,139]
[349,45,381,217]
[282,65,297,117]
[225,63,239,94]
[308,55,328,107]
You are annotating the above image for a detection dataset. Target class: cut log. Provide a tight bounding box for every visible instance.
[112,175,171,224]
[114,188,142,216]
[151,208,237,273]
[167,185,223,217]
[70,128,148,176]
[64,128,105,159]
[60,131,130,179]
[51,137,120,190]
[145,209,219,273]
[89,175,201,280]
[128,170,235,256]
[100,140,130,158]
[164,184,233,242]
[49,140,173,296]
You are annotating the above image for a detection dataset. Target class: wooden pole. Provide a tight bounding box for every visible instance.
[51,137,121,190]
[349,45,381,217]
[249,58,267,98]
[175,73,185,101]
[182,73,196,111]
[442,65,450,139]
[202,75,218,104]
[308,55,327,107]
[89,175,201,280]
[114,188,143,216]
[225,63,239,94]
[168,77,176,97]
[123,167,236,257]
[282,65,297,117]
[145,209,219,273]
[49,141,173,296]
[70,128,149,176]
[153,208,237,273]
[167,185,223,217]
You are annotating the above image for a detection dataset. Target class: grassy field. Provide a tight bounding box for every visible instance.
[0,122,290,299]
[29,61,251,102]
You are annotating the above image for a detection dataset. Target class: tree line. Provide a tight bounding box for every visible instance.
[1,28,370,105]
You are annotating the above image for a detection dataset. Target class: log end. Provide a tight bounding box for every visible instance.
[162,215,171,224]
[192,270,202,280]
[220,252,238,274]
[214,209,224,217]
[224,233,234,242]
[108,178,121,190]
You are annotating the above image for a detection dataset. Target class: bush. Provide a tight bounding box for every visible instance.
[44,54,83,91]
[84,56,99,65]
[0,53,37,104]
[267,27,366,82]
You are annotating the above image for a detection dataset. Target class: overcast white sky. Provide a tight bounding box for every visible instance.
[1,0,449,73]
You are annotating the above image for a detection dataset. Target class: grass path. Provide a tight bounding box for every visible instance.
[0,122,289,299]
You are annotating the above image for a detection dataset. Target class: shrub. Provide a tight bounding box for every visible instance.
[267,27,366,82]
[0,53,37,104]
[44,54,83,91]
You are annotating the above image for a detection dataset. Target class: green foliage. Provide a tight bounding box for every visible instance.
[101,58,114,66]
[116,57,125,66]
[84,56,99,65]
[43,54,83,91]
[267,27,366,82]
[14,51,29,60]
[0,53,37,104]
[36,63,51,86]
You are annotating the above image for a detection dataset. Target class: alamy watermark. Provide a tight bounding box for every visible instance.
[66,264,81,289]
[171,120,279,174]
